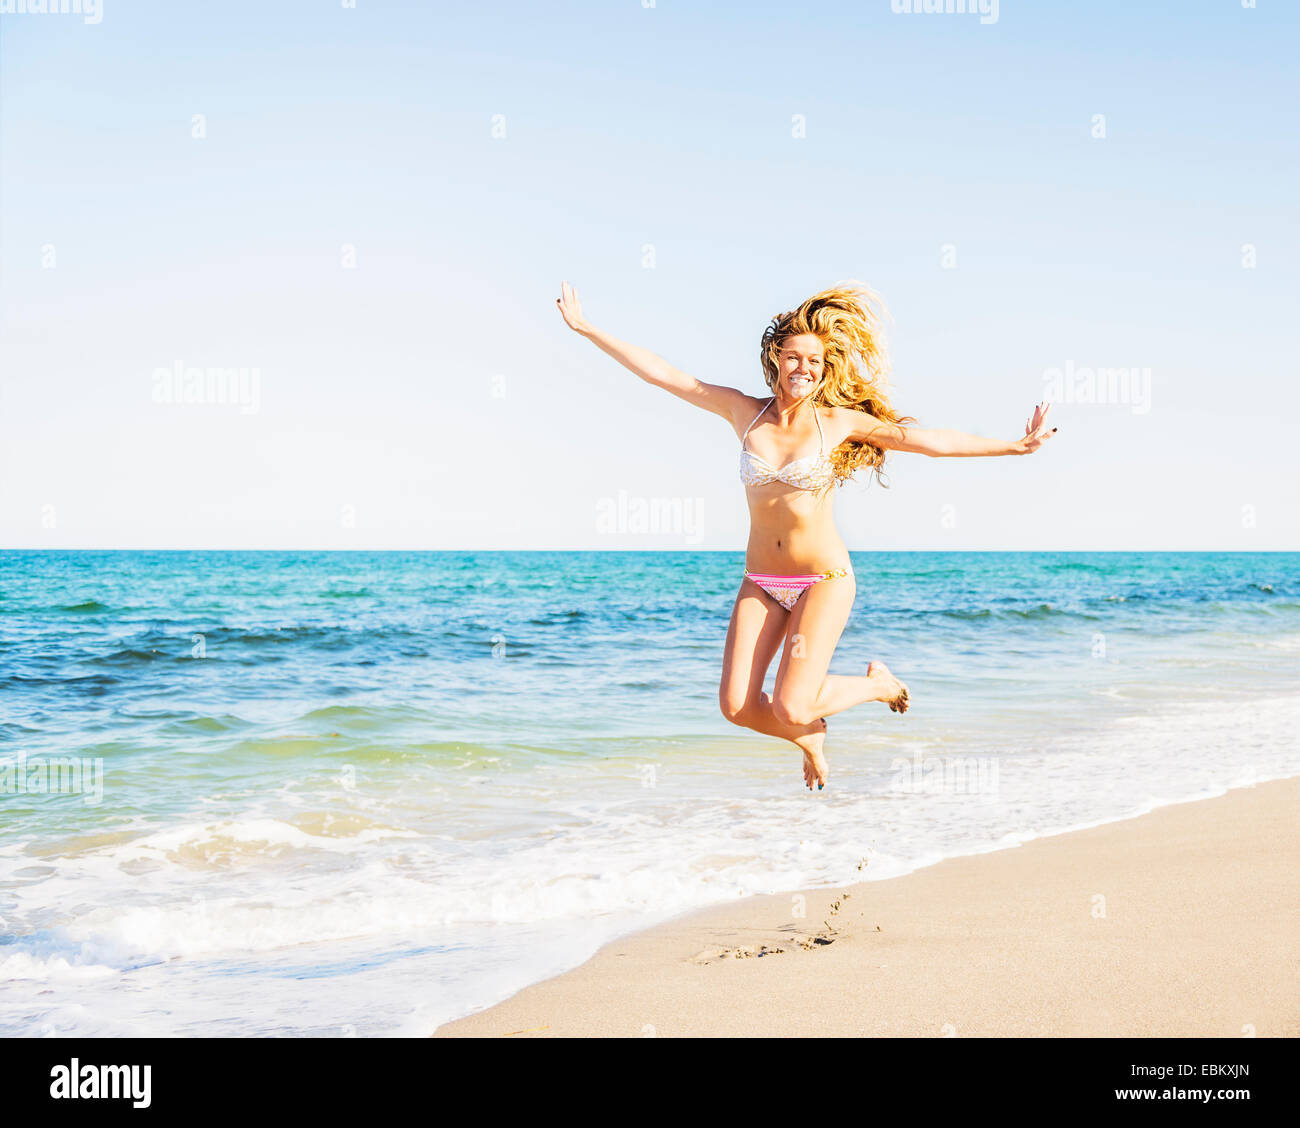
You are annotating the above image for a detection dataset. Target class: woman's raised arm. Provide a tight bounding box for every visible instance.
[556,280,754,422]
[840,402,1057,457]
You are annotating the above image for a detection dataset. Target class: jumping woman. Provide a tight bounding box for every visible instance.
[555,280,1056,791]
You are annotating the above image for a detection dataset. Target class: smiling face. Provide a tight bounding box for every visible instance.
[777,333,825,401]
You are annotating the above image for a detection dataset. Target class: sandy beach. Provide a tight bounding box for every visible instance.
[434,777,1300,1037]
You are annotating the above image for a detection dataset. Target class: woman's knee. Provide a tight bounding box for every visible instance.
[718,692,751,726]
[772,693,816,728]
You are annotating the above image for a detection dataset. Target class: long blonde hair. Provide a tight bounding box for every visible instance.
[760,281,914,486]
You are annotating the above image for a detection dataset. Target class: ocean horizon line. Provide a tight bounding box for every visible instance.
[4,546,1298,555]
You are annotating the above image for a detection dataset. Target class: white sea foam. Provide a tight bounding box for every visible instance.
[2,692,1298,1035]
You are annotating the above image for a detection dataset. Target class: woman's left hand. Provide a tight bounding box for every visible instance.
[1019,402,1056,453]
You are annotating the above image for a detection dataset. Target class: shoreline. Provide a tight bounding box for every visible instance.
[434,777,1300,1037]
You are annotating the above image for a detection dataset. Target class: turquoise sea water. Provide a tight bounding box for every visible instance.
[1,550,1297,1035]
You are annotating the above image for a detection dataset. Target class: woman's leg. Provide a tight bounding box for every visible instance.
[719,579,829,786]
[770,573,910,729]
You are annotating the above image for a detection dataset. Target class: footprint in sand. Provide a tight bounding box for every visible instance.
[689,943,788,963]
[691,933,838,962]
[691,891,853,962]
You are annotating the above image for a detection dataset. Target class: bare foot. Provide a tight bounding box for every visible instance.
[802,745,828,791]
[867,661,910,713]
[799,718,829,791]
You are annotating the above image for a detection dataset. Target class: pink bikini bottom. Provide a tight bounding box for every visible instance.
[744,567,852,611]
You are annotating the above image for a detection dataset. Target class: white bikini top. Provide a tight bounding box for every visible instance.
[739,397,836,492]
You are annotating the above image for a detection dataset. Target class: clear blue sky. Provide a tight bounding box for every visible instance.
[2,0,1297,549]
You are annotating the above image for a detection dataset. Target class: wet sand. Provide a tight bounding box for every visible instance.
[434,777,1300,1037]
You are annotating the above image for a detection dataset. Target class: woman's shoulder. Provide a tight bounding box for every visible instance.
[732,392,774,427]
[823,403,882,444]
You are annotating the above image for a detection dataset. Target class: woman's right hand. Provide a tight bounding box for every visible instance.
[555,280,590,334]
